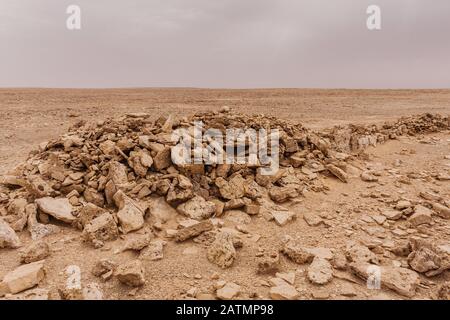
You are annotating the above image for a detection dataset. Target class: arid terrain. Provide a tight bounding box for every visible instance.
[0,88,449,300]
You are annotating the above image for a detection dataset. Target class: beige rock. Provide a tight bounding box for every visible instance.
[148,197,178,223]
[345,242,379,264]
[303,212,323,226]
[432,202,450,219]
[83,188,105,207]
[175,219,214,242]
[116,260,145,287]
[207,231,236,268]
[282,241,314,264]
[245,203,260,215]
[27,204,60,240]
[81,213,119,246]
[113,191,145,234]
[0,217,21,248]
[20,241,50,264]
[35,197,76,223]
[381,209,403,220]
[153,147,172,170]
[92,259,117,277]
[216,282,240,300]
[408,205,433,226]
[350,262,419,298]
[326,164,348,183]
[177,196,216,220]
[76,203,107,229]
[140,240,167,261]
[269,186,298,203]
[270,284,299,300]
[272,210,295,226]
[257,251,280,274]
[307,257,333,285]
[120,232,152,252]
[360,171,378,182]
[215,175,246,200]
[275,272,296,285]
[0,260,45,295]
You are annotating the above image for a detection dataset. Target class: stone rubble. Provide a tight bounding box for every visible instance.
[0,110,449,300]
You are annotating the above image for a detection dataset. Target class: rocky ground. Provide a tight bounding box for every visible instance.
[0,89,449,300]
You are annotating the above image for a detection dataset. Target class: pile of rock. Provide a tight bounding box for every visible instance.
[0,109,449,299]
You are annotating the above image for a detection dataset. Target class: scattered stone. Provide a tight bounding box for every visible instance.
[272,210,296,226]
[270,284,299,300]
[282,241,314,264]
[350,262,419,298]
[19,241,50,264]
[35,197,75,223]
[116,260,145,287]
[0,218,21,248]
[216,282,240,300]
[307,257,333,285]
[361,171,378,182]
[381,209,403,221]
[275,272,296,285]
[408,205,433,226]
[92,259,117,279]
[431,202,450,219]
[207,231,236,268]
[326,164,348,183]
[113,191,145,234]
[177,196,216,220]
[0,260,45,296]
[140,239,167,261]
[303,212,323,226]
[81,213,119,246]
[257,251,280,274]
[269,186,299,203]
[175,220,213,242]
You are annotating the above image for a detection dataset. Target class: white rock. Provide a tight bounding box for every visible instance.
[35,197,76,223]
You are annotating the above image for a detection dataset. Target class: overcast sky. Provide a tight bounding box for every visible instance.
[0,0,449,88]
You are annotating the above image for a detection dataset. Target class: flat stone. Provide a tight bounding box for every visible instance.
[432,203,450,219]
[81,213,119,246]
[175,220,213,242]
[350,262,419,298]
[0,260,45,295]
[381,209,403,220]
[116,260,145,287]
[113,191,145,234]
[303,212,323,226]
[270,284,299,300]
[0,218,21,248]
[408,205,433,226]
[35,197,76,223]
[282,241,314,264]
[326,164,348,183]
[275,272,296,285]
[272,210,295,226]
[177,196,216,220]
[307,257,333,285]
[216,282,240,300]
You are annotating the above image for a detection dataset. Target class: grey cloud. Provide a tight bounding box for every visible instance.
[0,0,449,88]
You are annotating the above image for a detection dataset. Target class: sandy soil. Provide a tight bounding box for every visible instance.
[0,88,449,300]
